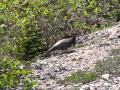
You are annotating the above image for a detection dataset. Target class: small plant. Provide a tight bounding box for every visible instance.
[23,77,37,90]
[58,71,97,85]
[110,48,120,56]
[95,56,120,75]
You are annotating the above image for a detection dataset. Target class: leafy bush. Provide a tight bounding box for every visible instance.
[18,30,46,60]
[95,56,120,75]
[0,57,36,89]
[58,71,97,85]
[22,77,37,90]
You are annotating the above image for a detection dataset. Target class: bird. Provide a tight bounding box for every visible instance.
[45,35,76,56]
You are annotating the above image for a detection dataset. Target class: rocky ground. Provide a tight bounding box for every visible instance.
[31,22,120,90]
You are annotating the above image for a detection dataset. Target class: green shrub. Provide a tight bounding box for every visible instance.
[18,30,46,60]
[0,57,36,89]
[23,77,37,90]
[58,71,97,85]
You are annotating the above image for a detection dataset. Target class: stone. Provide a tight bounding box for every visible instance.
[80,85,90,90]
[101,74,110,80]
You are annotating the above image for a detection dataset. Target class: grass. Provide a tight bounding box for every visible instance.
[109,48,120,56]
[95,56,120,76]
[58,71,97,85]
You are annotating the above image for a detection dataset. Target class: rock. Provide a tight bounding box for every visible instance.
[101,74,111,80]
[80,85,90,90]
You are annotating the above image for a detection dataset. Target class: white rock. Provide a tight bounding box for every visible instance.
[101,74,110,80]
[80,85,90,90]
